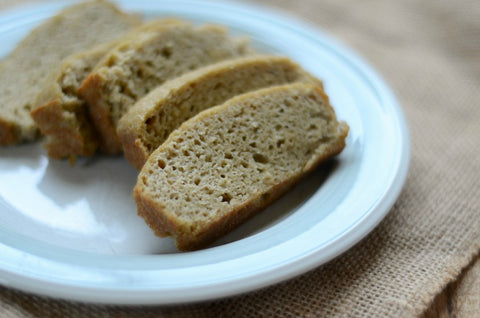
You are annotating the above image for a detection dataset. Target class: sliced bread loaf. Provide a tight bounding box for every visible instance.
[0,0,140,145]
[134,83,349,251]
[117,55,323,170]
[30,19,184,160]
[78,22,251,154]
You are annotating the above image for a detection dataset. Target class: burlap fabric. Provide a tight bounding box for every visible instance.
[0,0,479,317]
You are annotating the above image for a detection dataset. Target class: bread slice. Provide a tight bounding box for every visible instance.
[30,20,184,160]
[0,0,140,145]
[134,83,349,251]
[78,22,251,155]
[117,55,323,170]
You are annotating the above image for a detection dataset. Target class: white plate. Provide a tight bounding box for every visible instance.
[0,0,410,305]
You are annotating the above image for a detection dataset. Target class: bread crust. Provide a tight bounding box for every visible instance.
[0,119,19,145]
[78,73,123,154]
[30,99,99,159]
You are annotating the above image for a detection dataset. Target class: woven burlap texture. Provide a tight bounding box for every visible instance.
[1,0,479,317]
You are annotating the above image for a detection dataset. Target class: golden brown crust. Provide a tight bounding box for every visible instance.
[116,88,165,169]
[0,118,18,145]
[78,73,122,154]
[134,186,179,238]
[30,99,61,132]
[30,99,99,159]
[117,131,150,170]
[305,122,349,172]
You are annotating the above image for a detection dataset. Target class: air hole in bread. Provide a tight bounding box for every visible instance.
[106,56,116,67]
[221,193,232,203]
[158,159,166,169]
[311,111,328,120]
[145,60,154,68]
[160,46,172,59]
[253,153,268,164]
[318,136,332,143]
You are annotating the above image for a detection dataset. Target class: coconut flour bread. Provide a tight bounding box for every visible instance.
[1,1,349,252]
[0,0,140,145]
[134,83,349,251]
[78,22,251,154]
[30,20,182,160]
[117,55,323,170]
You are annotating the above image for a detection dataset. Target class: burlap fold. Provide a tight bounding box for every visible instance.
[1,0,479,317]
